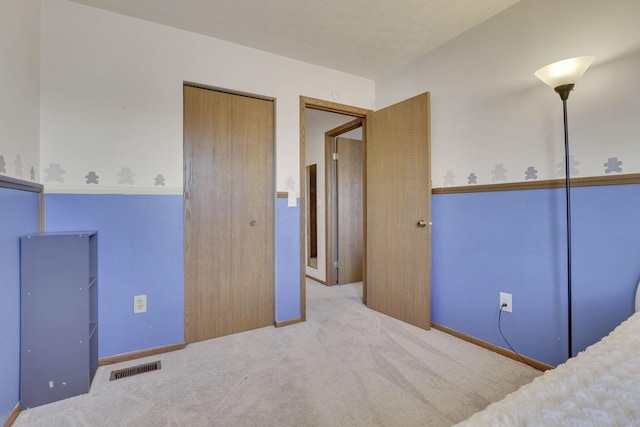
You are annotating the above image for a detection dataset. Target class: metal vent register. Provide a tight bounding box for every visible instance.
[109,361,161,381]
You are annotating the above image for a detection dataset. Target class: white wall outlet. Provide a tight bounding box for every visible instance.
[499,292,512,313]
[134,295,147,314]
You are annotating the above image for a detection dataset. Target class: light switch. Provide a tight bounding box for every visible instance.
[288,191,297,207]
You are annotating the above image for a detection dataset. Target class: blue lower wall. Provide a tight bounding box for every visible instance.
[44,194,301,358]
[42,184,636,368]
[44,194,185,358]
[276,198,301,321]
[0,187,40,425]
[432,183,640,366]
[572,184,640,351]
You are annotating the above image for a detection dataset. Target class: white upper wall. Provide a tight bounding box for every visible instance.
[40,0,374,194]
[0,0,40,181]
[376,0,640,187]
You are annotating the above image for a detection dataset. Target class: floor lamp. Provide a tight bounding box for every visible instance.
[534,56,593,359]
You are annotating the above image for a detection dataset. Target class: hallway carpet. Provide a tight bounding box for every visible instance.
[14,280,540,426]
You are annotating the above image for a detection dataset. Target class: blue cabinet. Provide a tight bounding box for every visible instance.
[20,232,98,408]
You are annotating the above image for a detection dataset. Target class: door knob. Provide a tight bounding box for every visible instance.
[417,220,427,228]
[250,220,257,227]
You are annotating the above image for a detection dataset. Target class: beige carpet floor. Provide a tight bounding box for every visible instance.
[14,280,541,426]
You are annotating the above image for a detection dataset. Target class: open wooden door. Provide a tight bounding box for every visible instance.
[336,137,363,285]
[365,92,431,330]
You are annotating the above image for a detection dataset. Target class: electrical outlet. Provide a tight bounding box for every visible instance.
[499,292,512,313]
[134,295,147,314]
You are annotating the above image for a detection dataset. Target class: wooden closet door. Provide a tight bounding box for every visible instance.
[184,86,274,342]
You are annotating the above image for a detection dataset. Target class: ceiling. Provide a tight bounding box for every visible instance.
[68,0,519,80]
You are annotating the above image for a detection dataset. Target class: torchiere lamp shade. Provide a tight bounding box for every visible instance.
[535,56,594,89]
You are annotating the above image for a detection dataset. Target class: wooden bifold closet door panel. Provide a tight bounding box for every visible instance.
[184,86,274,343]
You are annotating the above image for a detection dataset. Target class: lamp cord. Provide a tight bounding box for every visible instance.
[498,304,537,369]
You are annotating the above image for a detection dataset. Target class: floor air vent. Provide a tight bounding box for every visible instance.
[109,361,161,381]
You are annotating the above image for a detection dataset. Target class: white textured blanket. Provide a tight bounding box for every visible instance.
[457,311,640,426]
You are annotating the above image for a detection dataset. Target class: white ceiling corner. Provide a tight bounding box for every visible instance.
[67,0,520,80]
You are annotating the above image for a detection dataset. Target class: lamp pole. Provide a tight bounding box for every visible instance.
[535,56,593,361]
[556,84,574,358]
